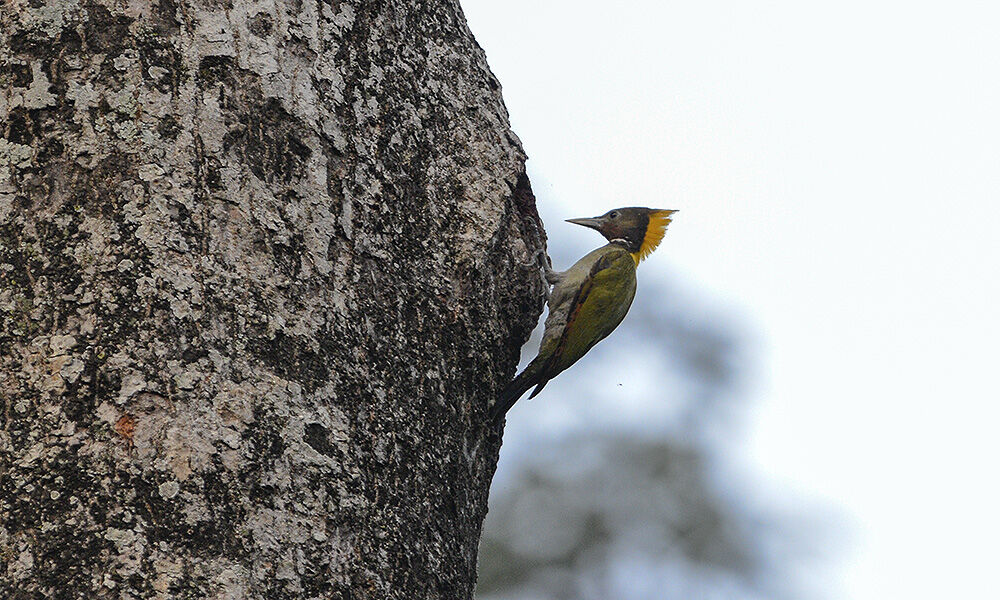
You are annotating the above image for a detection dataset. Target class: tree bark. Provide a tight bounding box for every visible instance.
[0,1,544,597]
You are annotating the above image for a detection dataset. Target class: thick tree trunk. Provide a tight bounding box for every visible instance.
[0,1,544,597]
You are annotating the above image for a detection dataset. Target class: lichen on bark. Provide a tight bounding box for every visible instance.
[1,0,543,597]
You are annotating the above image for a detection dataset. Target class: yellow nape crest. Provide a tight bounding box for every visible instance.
[632,209,677,264]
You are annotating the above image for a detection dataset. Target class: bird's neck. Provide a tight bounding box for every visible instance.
[609,238,642,266]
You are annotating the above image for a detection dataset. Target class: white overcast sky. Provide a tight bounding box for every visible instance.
[461,1,1000,598]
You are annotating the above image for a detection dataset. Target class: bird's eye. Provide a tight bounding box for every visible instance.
[609,211,619,219]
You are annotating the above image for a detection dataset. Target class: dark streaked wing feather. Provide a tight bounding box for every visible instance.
[491,246,635,422]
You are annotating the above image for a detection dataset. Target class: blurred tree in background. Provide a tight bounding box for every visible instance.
[478,274,805,600]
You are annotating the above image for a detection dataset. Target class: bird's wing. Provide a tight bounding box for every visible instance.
[544,247,637,377]
[494,245,636,414]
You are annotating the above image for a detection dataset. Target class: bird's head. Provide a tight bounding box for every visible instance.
[567,207,678,263]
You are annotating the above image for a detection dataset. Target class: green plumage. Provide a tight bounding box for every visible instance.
[490,243,637,421]
[491,206,676,422]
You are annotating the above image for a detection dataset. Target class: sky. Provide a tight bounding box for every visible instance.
[461,1,1000,598]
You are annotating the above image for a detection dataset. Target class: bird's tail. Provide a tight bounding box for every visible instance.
[490,362,548,423]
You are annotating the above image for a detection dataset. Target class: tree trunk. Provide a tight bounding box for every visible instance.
[1,1,544,597]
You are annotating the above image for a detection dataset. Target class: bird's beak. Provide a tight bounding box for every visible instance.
[565,217,603,231]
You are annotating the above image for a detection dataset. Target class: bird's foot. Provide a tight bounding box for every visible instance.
[543,264,563,286]
[525,248,559,301]
[521,247,545,268]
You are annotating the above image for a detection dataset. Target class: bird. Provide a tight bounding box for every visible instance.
[491,206,677,421]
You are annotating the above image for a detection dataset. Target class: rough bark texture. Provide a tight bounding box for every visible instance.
[0,0,545,597]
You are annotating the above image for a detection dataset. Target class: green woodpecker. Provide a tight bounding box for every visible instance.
[491,207,677,421]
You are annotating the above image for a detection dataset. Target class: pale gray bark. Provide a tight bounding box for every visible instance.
[0,0,544,597]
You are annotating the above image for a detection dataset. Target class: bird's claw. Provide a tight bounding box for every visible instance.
[521,247,546,268]
[526,248,555,276]
[523,248,557,302]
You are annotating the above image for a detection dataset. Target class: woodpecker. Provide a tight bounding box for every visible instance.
[491,207,677,422]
